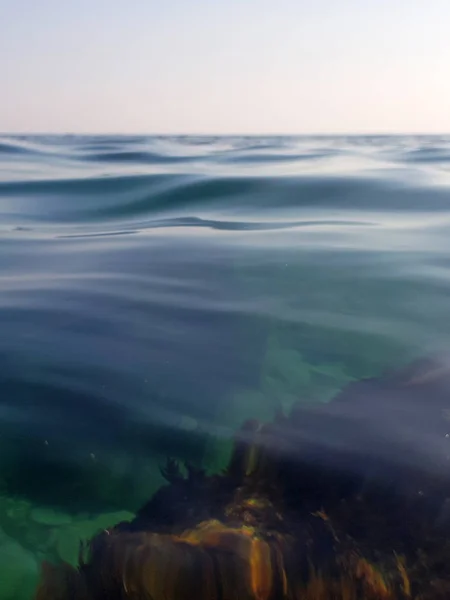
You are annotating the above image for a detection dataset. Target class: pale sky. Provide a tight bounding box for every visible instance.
[2,0,450,134]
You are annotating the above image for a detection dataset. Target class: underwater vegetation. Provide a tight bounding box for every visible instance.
[36,356,450,599]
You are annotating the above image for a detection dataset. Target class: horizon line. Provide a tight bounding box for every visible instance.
[1,131,450,137]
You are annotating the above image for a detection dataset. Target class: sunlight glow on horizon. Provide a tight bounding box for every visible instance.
[2,0,450,134]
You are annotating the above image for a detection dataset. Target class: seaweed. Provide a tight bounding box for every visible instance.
[35,356,450,599]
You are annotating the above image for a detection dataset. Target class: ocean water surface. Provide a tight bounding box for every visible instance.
[2,135,450,596]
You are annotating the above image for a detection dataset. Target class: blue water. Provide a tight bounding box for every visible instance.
[2,134,450,519]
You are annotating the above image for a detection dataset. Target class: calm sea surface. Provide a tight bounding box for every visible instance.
[2,135,450,597]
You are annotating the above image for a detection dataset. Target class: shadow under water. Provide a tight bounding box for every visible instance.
[36,356,450,600]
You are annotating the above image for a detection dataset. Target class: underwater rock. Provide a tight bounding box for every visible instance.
[0,528,38,600]
[0,497,55,555]
[261,333,354,410]
[30,508,72,527]
[178,415,198,431]
[55,526,80,566]
[82,510,135,533]
[204,389,279,473]
[55,511,135,566]
[34,356,450,599]
[5,498,32,521]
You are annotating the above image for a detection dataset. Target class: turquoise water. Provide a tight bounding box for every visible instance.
[2,135,450,597]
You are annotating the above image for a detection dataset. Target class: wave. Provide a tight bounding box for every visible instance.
[3,134,450,519]
[1,169,450,232]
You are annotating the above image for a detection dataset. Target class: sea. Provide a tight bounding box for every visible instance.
[1,134,450,597]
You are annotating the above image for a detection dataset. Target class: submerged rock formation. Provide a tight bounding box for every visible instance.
[35,357,450,599]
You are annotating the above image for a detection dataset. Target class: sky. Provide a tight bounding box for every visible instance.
[2,0,450,134]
